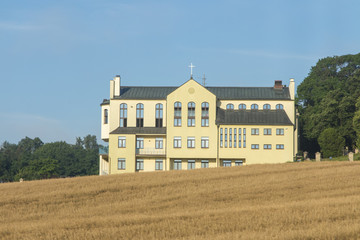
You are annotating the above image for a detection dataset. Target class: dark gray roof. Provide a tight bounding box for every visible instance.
[112,86,291,100]
[216,109,293,126]
[110,127,166,135]
[207,87,290,100]
[114,87,176,100]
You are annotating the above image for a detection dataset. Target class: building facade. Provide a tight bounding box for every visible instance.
[99,76,298,175]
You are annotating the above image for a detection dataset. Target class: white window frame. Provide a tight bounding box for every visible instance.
[201,160,209,168]
[136,137,144,149]
[187,137,195,148]
[136,159,144,171]
[155,159,163,170]
[188,160,195,170]
[174,137,182,148]
[201,137,209,148]
[174,160,182,170]
[155,138,163,149]
[118,136,126,148]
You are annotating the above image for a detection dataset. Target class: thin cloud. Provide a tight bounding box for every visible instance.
[0,22,42,31]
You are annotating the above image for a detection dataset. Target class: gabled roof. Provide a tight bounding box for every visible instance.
[112,86,291,100]
[110,127,166,135]
[216,109,293,126]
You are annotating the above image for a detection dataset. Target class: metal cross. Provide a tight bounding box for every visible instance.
[188,63,195,78]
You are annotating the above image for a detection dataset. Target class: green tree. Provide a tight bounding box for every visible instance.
[318,128,345,158]
[297,53,360,154]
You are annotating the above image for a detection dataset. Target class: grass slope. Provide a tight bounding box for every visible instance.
[1,162,360,239]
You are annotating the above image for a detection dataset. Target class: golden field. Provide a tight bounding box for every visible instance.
[1,161,360,240]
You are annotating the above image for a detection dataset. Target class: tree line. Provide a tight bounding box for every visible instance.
[297,53,360,157]
[0,135,100,182]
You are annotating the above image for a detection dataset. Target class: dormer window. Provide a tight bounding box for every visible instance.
[251,104,258,110]
[226,104,234,109]
[276,104,284,110]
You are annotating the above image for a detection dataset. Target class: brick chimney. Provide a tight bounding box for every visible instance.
[274,80,283,89]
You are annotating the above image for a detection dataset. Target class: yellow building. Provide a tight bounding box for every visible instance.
[99,75,298,175]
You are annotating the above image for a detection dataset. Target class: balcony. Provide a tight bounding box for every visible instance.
[136,148,166,157]
[99,146,108,155]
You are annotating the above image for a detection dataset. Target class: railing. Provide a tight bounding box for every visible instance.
[136,148,166,155]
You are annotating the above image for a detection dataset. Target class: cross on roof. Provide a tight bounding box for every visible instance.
[188,63,195,78]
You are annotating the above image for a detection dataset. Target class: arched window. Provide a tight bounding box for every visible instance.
[226,104,234,110]
[276,104,284,110]
[251,104,258,110]
[174,102,182,126]
[136,103,144,127]
[155,103,163,127]
[263,104,271,110]
[104,109,108,124]
[120,104,127,127]
[201,102,209,127]
[238,104,246,110]
[188,102,195,127]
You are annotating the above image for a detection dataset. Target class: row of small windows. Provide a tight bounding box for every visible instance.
[251,144,285,150]
[173,160,211,170]
[226,103,284,110]
[251,128,284,136]
[174,102,209,127]
[118,158,164,171]
[173,137,209,148]
[118,137,164,149]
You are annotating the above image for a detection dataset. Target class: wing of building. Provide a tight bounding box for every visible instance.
[99,76,298,175]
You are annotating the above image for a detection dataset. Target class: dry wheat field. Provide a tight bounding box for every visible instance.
[1,161,360,239]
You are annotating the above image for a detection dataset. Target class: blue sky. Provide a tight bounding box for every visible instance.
[1,0,359,145]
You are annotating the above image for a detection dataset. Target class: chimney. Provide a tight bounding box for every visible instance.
[274,80,283,89]
[289,78,295,100]
[114,75,121,97]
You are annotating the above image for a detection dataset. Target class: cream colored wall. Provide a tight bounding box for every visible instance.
[219,100,295,124]
[101,105,110,140]
[166,79,218,160]
[109,134,136,174]
[99,156,109,175]
[108,100,167,132]
[218,125,294,164]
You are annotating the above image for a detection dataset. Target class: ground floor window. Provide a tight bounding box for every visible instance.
[118,158,126,170]
[136,159,144,171]
[174,160,182,170]
[155,159,163,170]
[188,160,195,170]
[201,160,209,168]
[223,160,231,167]
[235,160,243,166]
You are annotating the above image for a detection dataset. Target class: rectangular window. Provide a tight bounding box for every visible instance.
[136,138,144,149]
[276,128,284,135]
[155,104,163,127]
[201,137,209,148]
[136,159,144,170]
[188,102,195,127]
[229,128,232,148]
[234,128,237,148]
[243,128,246,148]
[276,144,284,149]
[117,158,126,170]
[104,109,108,124]
[201,160,209,168]
[174,160,182,170]
[136,104,144,127]
[251,144,259,149]
[174,102,182,127]
[223,160,231,167]
[225,128,228,148]
[264,144,272,149]
[251,128,259,135]
[187,137,195,148]
[264,128,272,135]
[174,137,182,148]
[235,160,243,166]
[155,159,163,170]
[220,128,223,148]
[155,138,163,149]
[118,136,126,148]
[188,160,195,170]
[239,128,241,148]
